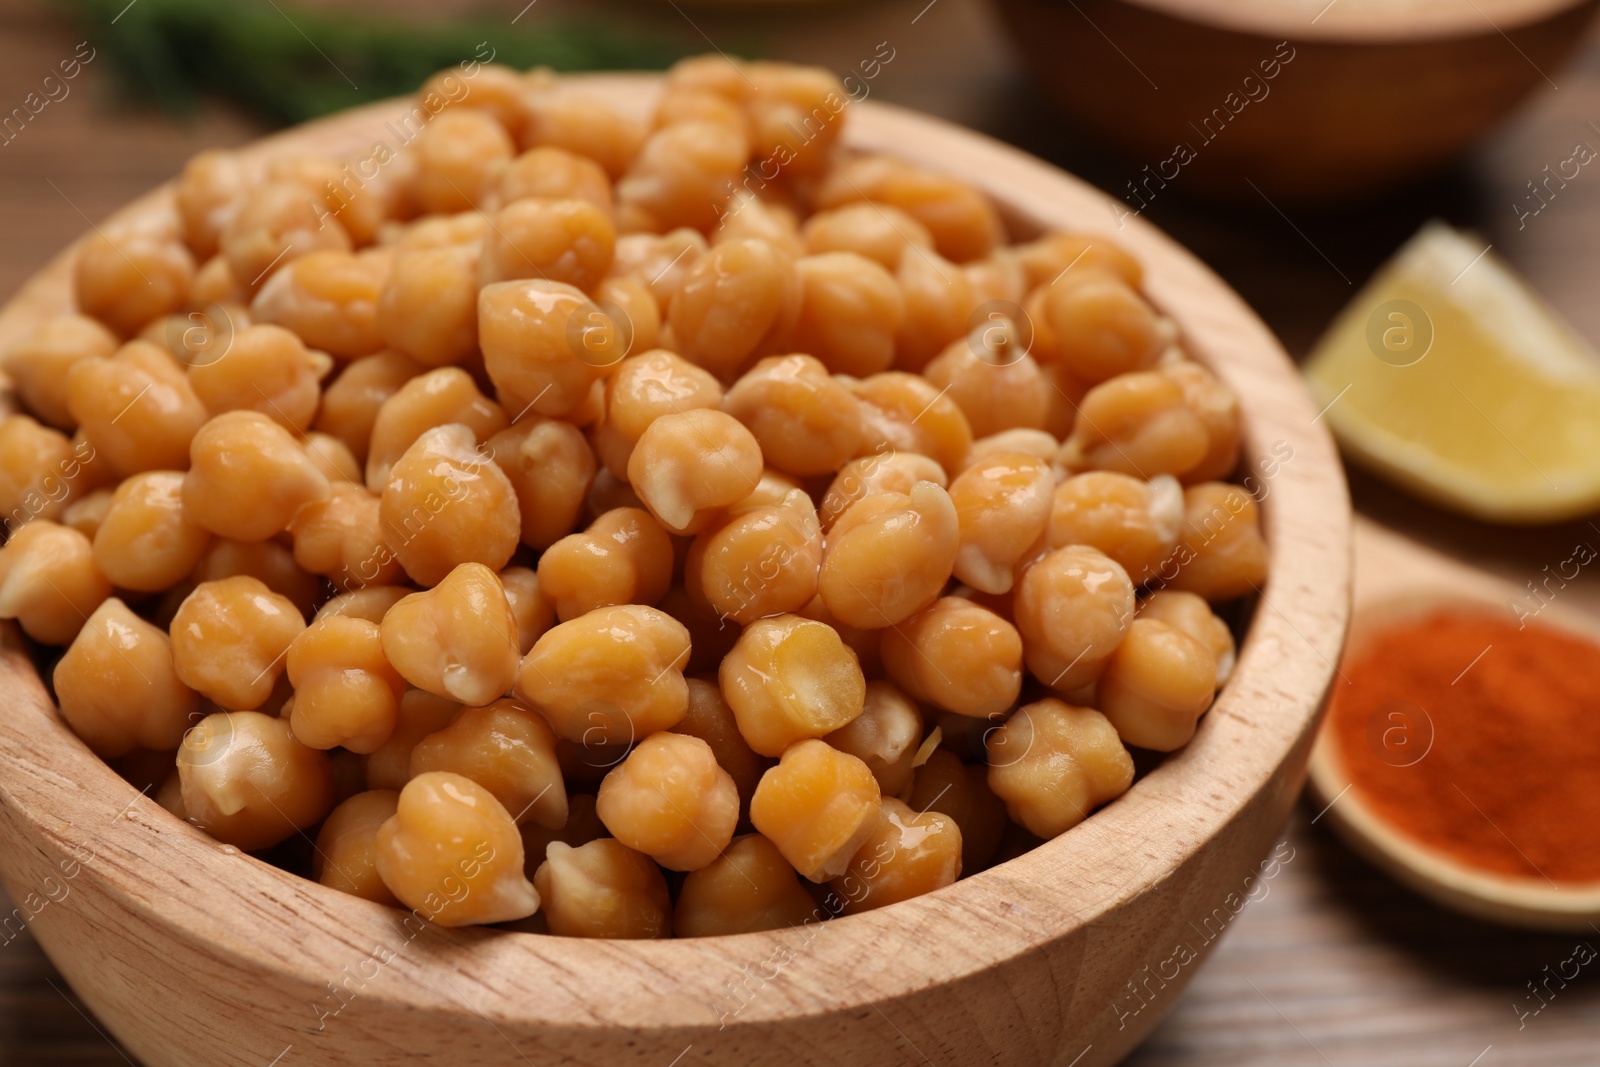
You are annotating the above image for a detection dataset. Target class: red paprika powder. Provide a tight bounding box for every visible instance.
[1329,608,1600,883]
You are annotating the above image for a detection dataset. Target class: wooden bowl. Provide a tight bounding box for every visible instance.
[1307,520,1600,931]
[0,75,1350,1067]
[993,0,1600,204]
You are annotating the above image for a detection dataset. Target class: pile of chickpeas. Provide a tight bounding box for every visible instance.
[1,55,1269,936]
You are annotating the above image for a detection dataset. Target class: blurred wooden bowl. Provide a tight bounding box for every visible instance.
[0,75,1350,1067]
[994,0,1600,204]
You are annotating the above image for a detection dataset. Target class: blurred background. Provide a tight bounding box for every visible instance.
[2,0,1599,1062]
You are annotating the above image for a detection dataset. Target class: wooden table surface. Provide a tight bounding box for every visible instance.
[2,0,1599,1063]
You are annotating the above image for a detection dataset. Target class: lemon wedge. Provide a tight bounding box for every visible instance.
[1305,221,1600,524]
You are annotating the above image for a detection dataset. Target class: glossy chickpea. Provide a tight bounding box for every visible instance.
[74,229,195,337]
[1096,619,1217,751]
[819,482,959,630]
[786,253,905,378]
[1138,589,1236,685]
[91,470,211,591]
[182,412,330,540]
[364,366,508,489]
[626,409,763,534]
[522,91,645,179]
[186,323,324,432]
[499,566,555,654]
[594,274,661,355]
[751,739,881,882]
[67,341,209,476]
[818,450,947,530]
[1058,371,1209,480]
[802,202,934,272]
[947,451,1055,595]
[591,349,723,478]
[1015,545,1134,692]
[596,732,738,871]
[194,538,320,620]
[515,604,690,744]
[1047,471,1184,586]
[1040,276,1163,384]
[379,424,520,587]
[170,576,305,709]
[831,797,962,913]
[824,680,922,797]
[54,598,198,757]
[479,197,615,290]
[608,228,706,308]
[409,109,514,214]
[376,771,539,926]
[479,278,614,420]
[924,334,1050,439]
[720,614,865,757]
[314,351,426,464]
[909,749,1009,872]
[538,507,673,621]
[377,244,479,367]
[178,710,336,849]
[496,146,613,213]
[486,417,596,549]
[986,699,1133,838]
[3,314,118,429]
[1014,232,1143,291]
[250,249,385,359]
[61,487,114,540]
[379,563,520,707]
[409,698,567,829]
[614,120,745,232]
[314,790,400,905]
[881,597,1022,719]
[316,584,411,626]
[895,247,978,372]
[815,155,1003,263]
[0,521,107,644]
[694,489,822,624]
[176,149,254,260]
[853,373,973,475]
[365,689,461,791]
[1163,482,1270,602]
[0,415,85,527]
[1161,360,1242,483]
[286,616,406,752]
[676,833,818,936]
[672,677,767,809]
[667,241,803,384]
[221,181,351,294]
[535,838,671,939]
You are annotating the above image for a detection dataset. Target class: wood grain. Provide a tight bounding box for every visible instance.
[0,76,1350,1067]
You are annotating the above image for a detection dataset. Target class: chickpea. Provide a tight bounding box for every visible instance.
[186,323,323,432]
[74,228,196,337]
[364,366,508,489]
[1138,589,1236,685]
[802,202,934,272]
[655,83,748,135]
[895,247,978,372]
[538,507,673,621]
[594,273,661,355]
[315,351,426,464]
[694,488,822,624]
[742,61,845,175]
[479,198,615,290]
[61,487,114,540]
[384,210,487,253]
[1039,276,1163,384]
[750,739,881,882]
[608,228,707,310]
[365,689,461,791]
[947,451,1055,595]
[249,249,385,359]
[1095,618,1217,751]
[498,566,555,654]
[496,147,613,213]
[1047,471,1184,587]
[711,193,806,259]
[787,253,905,378]
[626,409,763,534]
[1161,360,1242,483]
[818,450,947,530]
[985,699,1133,838]
[830,797,962,914]
[169,577,305,709]
[1014,232,1143,291]
[189,256,245,305]
[964,250,1028,306]
[418,62,528,135]
[313,585,407,627]
[676,833,818,937]
[522,93,645,180]
[515,604,690,744]
[824,680,922,797]
[664,53,752,100]
[380,563,521,707]
[924,335,1050,438]
[409,109,515,214]
[718,616,863,762]
[668,238,801,381]
[194,538,321,620]
[1058,371,1209,480]
[881,597,1022,719]
[178,710,337,849]
[1040,360,1090,441]
[479,279,615,420]
[284,616,404,751]
[265,154,396,250]
[314,790,401,905]
[67,341,209,476]
[378,244,480,367]
[819,481,959,629]
[596,732,738,871]
[1015,545,1134,692]
[486,416,596,549]
[908,749,1009,872]
[1162,482,1270,602]
[853,372,973,475]
[54,597,198,757]
[409,697,567,829]
[379,423,520,587]
[592,349,723,478]
[91,470,211,591]
[615,120,746,233]
[0,521,108,645]
[534,838,671,939]
[182,412,331,541]
[672,676,767,810]
[585,468,644,518]
[3,314,118,429]
[814,155,1003,264]
[0,415,85,528]
[221,181,351,293]
[176,149,254,261]
[376,771,539,926]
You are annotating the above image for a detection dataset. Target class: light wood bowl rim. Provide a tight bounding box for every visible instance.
[1098,0,1593,41]
[0,74,1351,1033]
